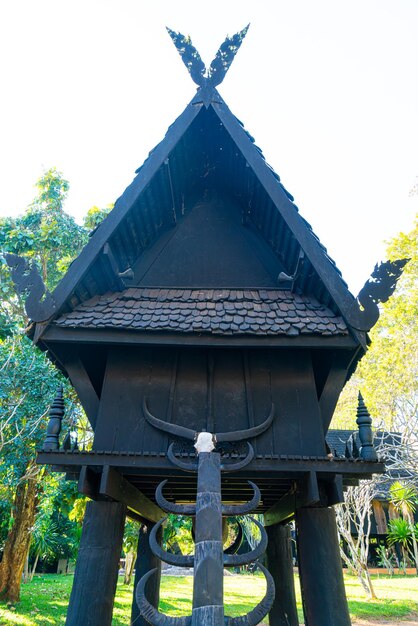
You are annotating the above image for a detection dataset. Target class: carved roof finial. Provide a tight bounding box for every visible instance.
[167,25,249,88]
[356,391,378,462]
[347,258,409,332]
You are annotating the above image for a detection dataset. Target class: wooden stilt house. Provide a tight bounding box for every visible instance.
[7,27,406,626]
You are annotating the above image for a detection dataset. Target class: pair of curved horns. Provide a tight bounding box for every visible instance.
[149,516,266,569]
[166,441,255,472]
[143,398,274,443]
[156,479,260,516]
[136,563,274,626]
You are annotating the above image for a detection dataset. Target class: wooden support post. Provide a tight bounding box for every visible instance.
[265,523,299,626]
[296,507,351,626]
[131,521,162,626]
[65,500,126,626]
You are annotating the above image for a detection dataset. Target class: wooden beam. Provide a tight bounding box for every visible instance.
[64,353,100,428]
[325,474,344,505]
[43,325,358,349]
[99,465,164,523]
[264,471,320,526]
[78,465,103,499]
[318,351,357,431]
[37,449,385,477]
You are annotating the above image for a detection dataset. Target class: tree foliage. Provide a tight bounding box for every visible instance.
[332,216,418,437]
[0,168,90,602]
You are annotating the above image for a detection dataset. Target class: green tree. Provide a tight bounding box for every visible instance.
[83,204,113,232]
[0,168,87,602]
[0,334,67,602]
[122,520,140,585]
[389,481,418,575]
[332,217,418,477]
[387,518,413,573]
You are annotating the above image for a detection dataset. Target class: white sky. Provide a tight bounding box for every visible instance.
[0,0,417,294]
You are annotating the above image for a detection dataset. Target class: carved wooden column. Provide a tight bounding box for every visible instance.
[66,500,126,626]
[296,506,351,626]
[265,523,299,626]
[131,521,162,626]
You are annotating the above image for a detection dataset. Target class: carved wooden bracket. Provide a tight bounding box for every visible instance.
[346,258,409,332]
[5,253,56,322]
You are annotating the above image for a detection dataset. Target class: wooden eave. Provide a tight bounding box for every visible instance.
[31,88,367,352]
[40,324,359,350]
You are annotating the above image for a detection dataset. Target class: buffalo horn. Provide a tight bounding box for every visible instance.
[156,479,196,515]
[136,568,192,626]
[220,443,254,472]
[224,522,243,555]
[143,398,196,440]
[223,517,267,567]
[216,404,274,442]
[226,563,275,625]
[222,481,260,516]
[167,442,198,472]
[149,518,194,568]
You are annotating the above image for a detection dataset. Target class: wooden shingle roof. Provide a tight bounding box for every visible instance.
[55,288,348,337]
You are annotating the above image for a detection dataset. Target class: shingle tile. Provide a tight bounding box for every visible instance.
[55,288,348,337]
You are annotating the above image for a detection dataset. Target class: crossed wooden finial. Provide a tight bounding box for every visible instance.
[167,25,249,88]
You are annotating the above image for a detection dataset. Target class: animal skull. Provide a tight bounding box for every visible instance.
[194,431,216,453]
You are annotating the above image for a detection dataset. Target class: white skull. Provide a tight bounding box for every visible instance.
[194,431,216,453]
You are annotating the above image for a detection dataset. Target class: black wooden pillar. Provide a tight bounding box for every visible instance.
[265,523,299,626]
[66,500,126,626]
[131,521,162,626]
[296,506,351,626]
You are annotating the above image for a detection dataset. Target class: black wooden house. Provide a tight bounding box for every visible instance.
[7,27,406,626]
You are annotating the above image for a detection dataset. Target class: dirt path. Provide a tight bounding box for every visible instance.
[352,620,418,626]
[259,618,418,626]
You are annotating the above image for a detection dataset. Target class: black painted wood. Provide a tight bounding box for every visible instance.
[265,524,299,626]
[99,465,164,523]
[43,325,358,348]
[131,521,162,626]
[65,500,126,626]
[65,353,100,428]
[90,346,326,458]
[296,507,351,626]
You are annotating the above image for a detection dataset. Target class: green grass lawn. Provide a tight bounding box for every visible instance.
[0,572,417,625]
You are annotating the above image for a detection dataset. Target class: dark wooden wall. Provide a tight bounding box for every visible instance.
[92,346,326,457]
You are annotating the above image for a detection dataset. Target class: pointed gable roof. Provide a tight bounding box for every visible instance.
[27,28,375,347]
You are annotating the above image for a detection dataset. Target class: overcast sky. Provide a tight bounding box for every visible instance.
[0,0,417,294]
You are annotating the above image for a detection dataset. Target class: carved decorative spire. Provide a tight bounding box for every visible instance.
[43,387,64,451]
[167,25,249,93]
[356,392,378,461]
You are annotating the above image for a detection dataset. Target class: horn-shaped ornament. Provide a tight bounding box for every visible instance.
[216,404,274,442]
[143,398,196,440]
[149,518,194,568]
[223,517,267,567]
[226,563,275,626]
[156,479,196,515]
[136,568,192,626]
[167,442,198,472]
[222,481,260,515]
[224,522,244,555]
[220,443,254,473]
[143,397,274,445]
